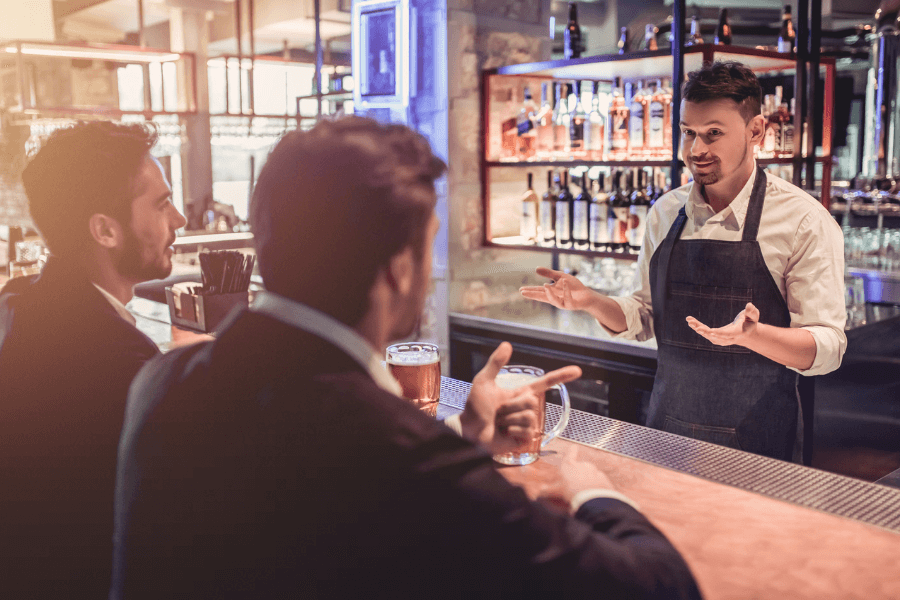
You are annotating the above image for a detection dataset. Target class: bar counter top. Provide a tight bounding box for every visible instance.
[436,379,900,599]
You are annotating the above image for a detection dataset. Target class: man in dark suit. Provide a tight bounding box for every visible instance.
[112,117,701,599]
[0,121,187,596]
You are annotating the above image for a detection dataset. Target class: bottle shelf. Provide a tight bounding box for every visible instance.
[486,159,673,168]
[488,238,639,260]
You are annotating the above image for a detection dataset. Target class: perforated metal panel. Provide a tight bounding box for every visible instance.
[439,377,900,533]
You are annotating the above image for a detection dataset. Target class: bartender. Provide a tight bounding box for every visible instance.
[521,61,847,461]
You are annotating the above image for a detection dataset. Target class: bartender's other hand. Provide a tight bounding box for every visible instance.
[519,267,593,312]
[686,302,760,347]
[461,341,582,455]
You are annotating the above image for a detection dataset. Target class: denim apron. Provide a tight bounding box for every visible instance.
[647,167,801,461]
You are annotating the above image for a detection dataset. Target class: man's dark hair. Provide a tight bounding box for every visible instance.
[251,116,447,326]
[21,121,158,256]
[681,61,762,123]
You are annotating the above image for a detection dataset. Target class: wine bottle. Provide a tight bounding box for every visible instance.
[521,172,540,243]
[553,83,571,159]
[687,15,704,46]
[570,81,588,159]
[610,171,631,251]
[628,169,650,250]
[628,81,649,158]
[534,82,554,159]
[564,2,583,60]
[590,173,611,251]
[587,81,605,160]
[541,170,558,246]
[556,170,574,249]
[644,24,659,51]
[572,174,591,250]
[516,86,538,159]
[617,27,629,54]
[778,5,795,54]
[647,80,666,159]
[715,9,732,45]
[608,77,629,161]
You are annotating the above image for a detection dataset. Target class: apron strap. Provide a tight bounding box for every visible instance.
[741,166,768,242]
[654,205,689,337]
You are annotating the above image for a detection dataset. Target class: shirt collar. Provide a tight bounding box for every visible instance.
[248,291,403,397]
[92,283,137,326]
[686,162,758,229]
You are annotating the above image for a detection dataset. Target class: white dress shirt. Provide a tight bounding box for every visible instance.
[607,166,847,377]
[93,283,137,327]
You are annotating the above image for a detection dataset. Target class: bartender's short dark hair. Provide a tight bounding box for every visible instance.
[682,61,762,123]
[251,116,447,326]
[21,121,158,255]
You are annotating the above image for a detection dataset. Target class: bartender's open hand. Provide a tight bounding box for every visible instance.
[461,342,582,455]
[686,302,760,347]
[519,267,594,312]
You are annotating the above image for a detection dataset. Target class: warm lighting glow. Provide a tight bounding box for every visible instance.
[4,44,180,63]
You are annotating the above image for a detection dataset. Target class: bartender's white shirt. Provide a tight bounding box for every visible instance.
[606,165,847,377]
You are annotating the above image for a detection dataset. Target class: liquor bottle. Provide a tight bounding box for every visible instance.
[556,170,574,249]
[608,78,629,161]
[628,170,650,250]
[778,5,795,54]
[644,24,659,51]
[516,86,538,159]
[541,170,558,246]
[715,9,732,45]
[628,81,649,158]
[687,15,704,46]
[564,2,583,60]
[572,174,591,249]
[590,173,611,251]
[521,172,540,242]
[762,94,777,156]
[553,83,571,159]
[587,81,605,160]
[767,86,785,156]
[779,101,795,157]
[617,27,629,54]
[534,82,555,159]
[660,78,673,155]
[610,170,631,251]
[647,80,666,159]
[569,81,588,159]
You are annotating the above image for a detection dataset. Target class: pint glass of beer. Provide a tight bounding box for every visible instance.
[493,365,571,466]
[386,343,441,417]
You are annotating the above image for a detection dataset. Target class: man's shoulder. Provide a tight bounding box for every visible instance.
[763,170,833,218]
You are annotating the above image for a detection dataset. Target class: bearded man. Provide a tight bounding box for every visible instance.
[0,121,186,596]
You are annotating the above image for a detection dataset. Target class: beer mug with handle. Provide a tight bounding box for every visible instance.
[493,365,571,466]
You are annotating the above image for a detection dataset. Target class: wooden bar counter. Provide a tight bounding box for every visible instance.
[437,379,900,600]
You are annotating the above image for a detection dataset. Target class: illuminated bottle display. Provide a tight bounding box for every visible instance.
[521,172,540,242]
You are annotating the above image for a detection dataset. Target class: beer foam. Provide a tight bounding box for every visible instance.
[387,350,439,366]
[495,372,537,390]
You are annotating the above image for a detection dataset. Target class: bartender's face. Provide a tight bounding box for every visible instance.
[394,211,440,340]
[680,98,764,188]
[115,155,187,282]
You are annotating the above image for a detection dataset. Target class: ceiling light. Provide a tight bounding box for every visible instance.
[3,43,181,63]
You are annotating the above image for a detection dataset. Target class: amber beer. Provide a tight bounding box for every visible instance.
[386,343,441,417]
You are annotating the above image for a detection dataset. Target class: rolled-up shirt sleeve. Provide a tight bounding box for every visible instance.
[784,210,848,376]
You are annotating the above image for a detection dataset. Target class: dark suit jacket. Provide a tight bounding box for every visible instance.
[112,309,702,600]
[0,258,159,597]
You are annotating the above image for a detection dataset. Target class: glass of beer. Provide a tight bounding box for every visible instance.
[386,343,441,417]
[493,365,571,466]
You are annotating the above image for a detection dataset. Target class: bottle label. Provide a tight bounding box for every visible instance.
[590,203,611,243]
[522,203,537,240]
[611,111,628,150]
[628,205,648,247]
[782,123,794,155]
[629,103,644,147]
[611,207,629,243]
[555,202,571,242]
[573,202,589,240]
[541,201,554,241]
[649,101,664,148]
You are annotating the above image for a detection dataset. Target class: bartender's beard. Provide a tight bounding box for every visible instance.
[690,141,749,186]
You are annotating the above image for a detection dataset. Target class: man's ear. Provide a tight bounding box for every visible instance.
[87,213,124,250]
[385,246,415,296]
[749,114,767,148]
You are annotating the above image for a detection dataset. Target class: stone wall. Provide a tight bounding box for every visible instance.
[447,1,554,313]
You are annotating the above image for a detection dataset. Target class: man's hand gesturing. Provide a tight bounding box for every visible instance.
[459,342,581,455]
[519,267,593,312]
